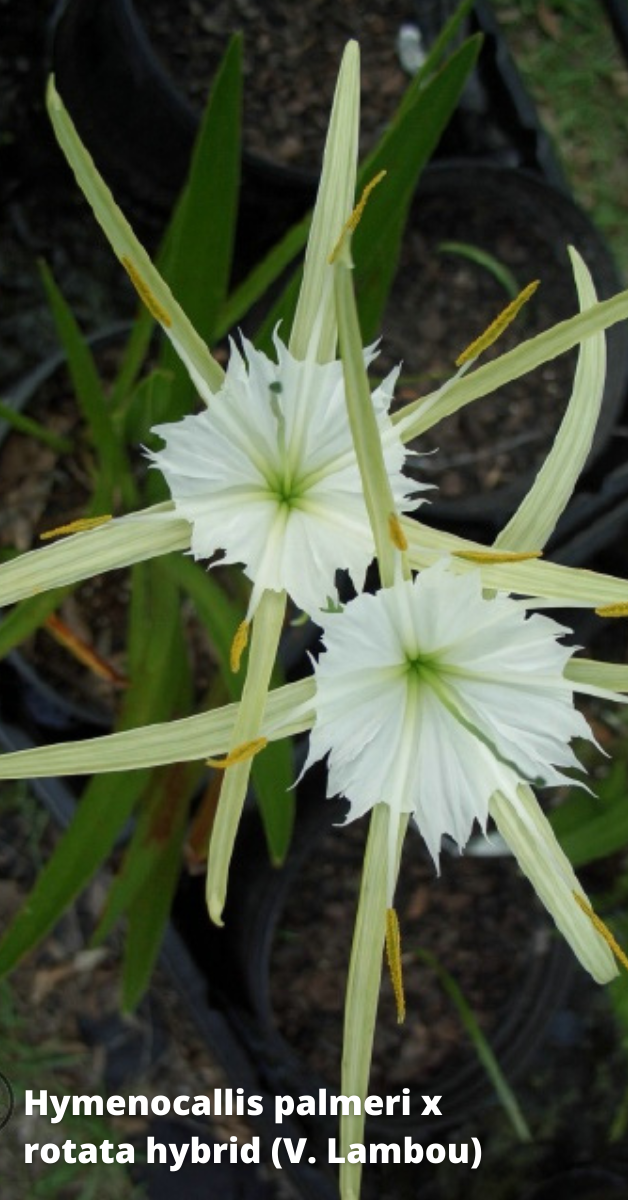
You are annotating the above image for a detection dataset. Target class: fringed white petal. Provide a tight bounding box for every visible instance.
[149,333,424,618]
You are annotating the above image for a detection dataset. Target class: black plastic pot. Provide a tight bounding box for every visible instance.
[388,162,628,540]
[49,0,315,270]
[175,770,575,1172]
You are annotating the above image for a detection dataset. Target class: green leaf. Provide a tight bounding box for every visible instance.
[122,368,175,445]
[254,34,482,351]
[549,762,628,866]
[38,260,136,510]
[437,241,520,299]
[157,35,242,418]
[0,587,69,660]
[416,948,532,1142]
[159,552,243,691]
[120,764,193,1010]
[216,213,311,339]
[352,35,483,342]
[0,399,72,453]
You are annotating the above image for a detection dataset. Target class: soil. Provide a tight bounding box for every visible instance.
[378,168,607,505]
[269,817,547,1095]
[132,0,442,173]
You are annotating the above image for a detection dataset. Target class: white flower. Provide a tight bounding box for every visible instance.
[148,331,421,619]
[307,560,619,982]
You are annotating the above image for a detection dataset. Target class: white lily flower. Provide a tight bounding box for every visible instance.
[148,333,416,619]
[307,560,620,982]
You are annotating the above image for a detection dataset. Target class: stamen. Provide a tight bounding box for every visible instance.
[230,620,250,673]
[329,170,387,263]
[453,548,542,564]
[573,891,628,971]
[388,513,408,552]
[455,281,540,367]
[121,257,173,327]
[40,515,112,540]
[595,602,628,618]
[206,737,268,769]
[385,907,406,1024]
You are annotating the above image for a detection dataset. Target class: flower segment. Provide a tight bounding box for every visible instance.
[148,333,416,620]
[307,560,619,983]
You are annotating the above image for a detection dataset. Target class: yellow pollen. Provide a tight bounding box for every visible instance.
[206,737,268,769]
[121,256,173,327]
[453,548,542,564]
[455,280,540,367]
[328,170,387,263]
[595,602,628,618]
[230,620,250,673]
[388,512,408,551]
[573,892,628,971]
[385,907,406,1024]
[40,514,112,540]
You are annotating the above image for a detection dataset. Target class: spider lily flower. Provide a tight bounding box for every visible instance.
[147,332,416,623]
[306,560,621,982]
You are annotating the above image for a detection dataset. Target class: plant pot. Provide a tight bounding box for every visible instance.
[51,0,455,190]
[49,0,316,269]
[177,768,575,1177]
[381,162,628,539]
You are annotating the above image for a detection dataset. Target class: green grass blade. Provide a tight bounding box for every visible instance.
[38,260,136,509]
[416,948,532,1142]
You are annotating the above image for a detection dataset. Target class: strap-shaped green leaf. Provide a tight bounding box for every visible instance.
[157,36,243,417]
[38,261,136,510]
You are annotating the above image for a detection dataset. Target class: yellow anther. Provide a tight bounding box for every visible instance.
[385,907,406,1024]
[328,170,387,263]
[388,512,408,552]
[206,737,268,769]
[595,602,628,618]
[121,257,173,327]
[455,280,540,367]
[453,548,542,564]
[573,892,628,971]
[40,515,112,540]
[230,620,250,673]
